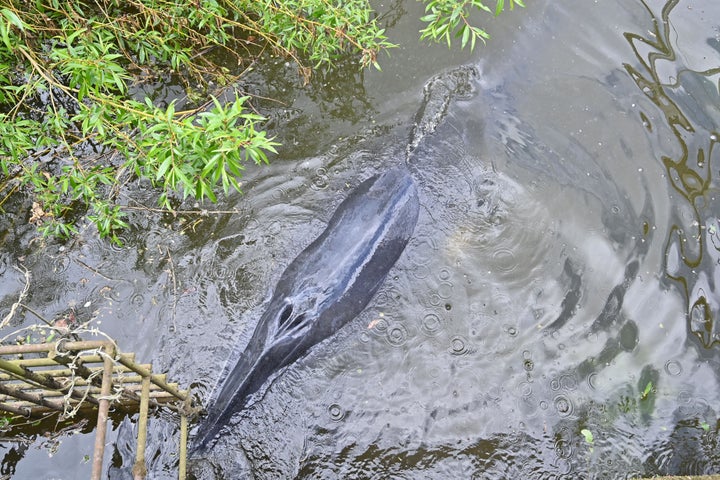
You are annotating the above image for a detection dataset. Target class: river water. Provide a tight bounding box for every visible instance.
[1,0,719,478]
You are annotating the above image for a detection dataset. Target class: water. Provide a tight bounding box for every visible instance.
[1,0,719,478]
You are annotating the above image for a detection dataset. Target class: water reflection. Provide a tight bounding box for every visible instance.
[624,0,720,347]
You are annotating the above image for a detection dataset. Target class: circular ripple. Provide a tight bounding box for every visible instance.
[665,360,682,376]
[554,394,574,417]
[421,313,444,337]
[412,265,431,279]
[52,255,71,275]
[386,324,408,347]
[560,374,578,391]
[492,248,517,273]
[437,281,453,299]
[311,175,329,190]
[449,336,470,356]
[428,293,442,306]
[328,403,345,421]
[130,292,145,307]
[587,372,598,390]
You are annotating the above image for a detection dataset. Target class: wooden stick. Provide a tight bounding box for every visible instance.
[90,347,114,480]
[133,375,152,479]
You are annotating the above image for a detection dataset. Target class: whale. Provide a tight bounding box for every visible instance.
[191,165,420,454]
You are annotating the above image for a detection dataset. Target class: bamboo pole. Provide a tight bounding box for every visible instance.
[0,382,64,412]
[179,412,188,480]
[115,355,187,401]
[0,358,99,405]
[0,340,110,355]
[90,346,114,480]
[133,375,152,480]
[0,401,30,417]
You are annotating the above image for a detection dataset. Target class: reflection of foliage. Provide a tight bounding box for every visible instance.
[617,394,636,414]
[623,0,720,347]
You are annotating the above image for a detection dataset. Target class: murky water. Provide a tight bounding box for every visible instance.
[1,0,719,478]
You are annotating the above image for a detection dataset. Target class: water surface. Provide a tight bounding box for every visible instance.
[1,0,719,478]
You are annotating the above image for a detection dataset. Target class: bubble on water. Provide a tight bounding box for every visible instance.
[421,313,443,337]
[328,403,345,421]
[449,336,470,355]
[386,324,408,347]
[554,394,574,417]
[664,360,682,376]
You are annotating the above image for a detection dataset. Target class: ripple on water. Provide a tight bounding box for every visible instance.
[449,336,470,355]
[553,394,575,418]
[437,281,453,299]
[310,167,329,191]
[420,312,444,337]
[386,323,409,347]
[664,360,682,376]
[51,253,71,275]
[444,171,554,289]
[327,403,345,421]
[491,247,518,273]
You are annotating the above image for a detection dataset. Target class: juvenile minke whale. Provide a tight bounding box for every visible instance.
[192,166,420,453]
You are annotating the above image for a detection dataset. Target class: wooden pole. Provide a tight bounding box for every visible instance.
[90,346,114,480]
[179,412,188,480]
[132,375,152,480]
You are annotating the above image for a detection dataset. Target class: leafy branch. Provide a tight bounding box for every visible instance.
[419,0,525,50]
[0,0,388,243]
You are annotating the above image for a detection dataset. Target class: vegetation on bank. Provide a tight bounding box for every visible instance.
[0,0,523,243]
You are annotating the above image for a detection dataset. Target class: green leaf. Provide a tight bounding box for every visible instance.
[0,8,27,31]
[641,381,653,400]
